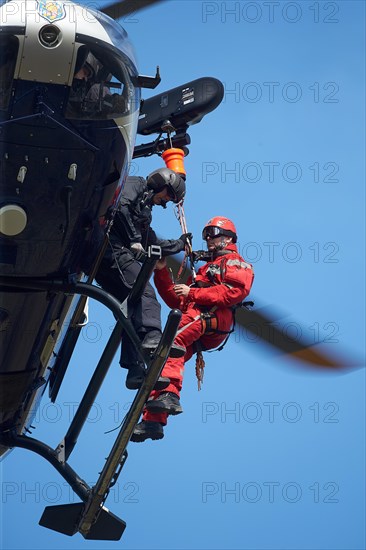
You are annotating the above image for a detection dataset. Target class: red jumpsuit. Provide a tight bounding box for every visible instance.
[142,243,254,425]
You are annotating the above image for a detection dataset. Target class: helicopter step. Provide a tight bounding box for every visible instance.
[39,502,127,540]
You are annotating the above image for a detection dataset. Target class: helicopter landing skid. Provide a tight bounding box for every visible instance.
[0,308,181,540]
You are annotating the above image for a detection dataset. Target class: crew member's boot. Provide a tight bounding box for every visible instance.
[141,330,186,358]
[125,362,170,391]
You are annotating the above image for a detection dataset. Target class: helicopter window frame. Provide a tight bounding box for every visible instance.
[65,35,140,122]
[0,33,20,112]
[0,26,26,35]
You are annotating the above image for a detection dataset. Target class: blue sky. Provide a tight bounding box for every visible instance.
[1,1,365,549]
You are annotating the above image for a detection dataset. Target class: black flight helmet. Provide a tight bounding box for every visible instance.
[146,167,186,203]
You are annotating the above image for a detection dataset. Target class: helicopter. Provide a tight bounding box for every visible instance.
[0,0,362,543]
[0,0,231,539]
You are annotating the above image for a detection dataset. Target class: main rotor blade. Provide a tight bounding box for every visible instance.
[234,306,359,370]
[101,0,164,19]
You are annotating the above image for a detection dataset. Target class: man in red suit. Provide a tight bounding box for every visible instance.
[132,216,255,442]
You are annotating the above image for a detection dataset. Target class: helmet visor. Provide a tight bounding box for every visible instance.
[202,226,225,240]
[166,186,177,202]
[167,185,185,204]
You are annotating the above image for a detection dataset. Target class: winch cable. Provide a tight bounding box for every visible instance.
[160,143,195,283]
[175,201,196,283]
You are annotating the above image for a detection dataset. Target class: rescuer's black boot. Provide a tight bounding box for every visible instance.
[131,421,164,442]
[146,392,183,415]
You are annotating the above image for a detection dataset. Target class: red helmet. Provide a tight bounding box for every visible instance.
[202,216,237,243]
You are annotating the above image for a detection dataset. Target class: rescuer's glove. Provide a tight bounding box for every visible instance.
[130,242,146,261]
[192,250,212,262]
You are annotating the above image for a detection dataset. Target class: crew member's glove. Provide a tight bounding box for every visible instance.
[130,242,146,261]
[179,232,193,247]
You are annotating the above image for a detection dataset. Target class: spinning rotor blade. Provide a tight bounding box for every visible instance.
[234,305,358,371]
[166,256,361,371]
[101,0,164,18]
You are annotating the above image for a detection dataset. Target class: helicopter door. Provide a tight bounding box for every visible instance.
[0,35,19,111]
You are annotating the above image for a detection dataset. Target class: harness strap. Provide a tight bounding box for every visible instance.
[208,307,238,352]
[207,328,234,353]
[175,314,201,336]
[200,314,218,334]
[175,305,218,337]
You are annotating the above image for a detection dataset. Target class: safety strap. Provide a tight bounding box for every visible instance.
[193,311,234,390]
[174,306,227,391]
[207,300,254,352]
[175,312,208,342]
[207,321,235,353]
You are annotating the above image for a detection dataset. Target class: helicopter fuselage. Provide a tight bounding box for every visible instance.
[0,0,140,453]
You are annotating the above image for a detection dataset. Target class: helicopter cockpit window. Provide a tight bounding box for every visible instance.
[0,35,19,111]
[65,45,138,121]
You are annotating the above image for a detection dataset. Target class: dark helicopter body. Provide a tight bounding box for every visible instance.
[0,0,140,454]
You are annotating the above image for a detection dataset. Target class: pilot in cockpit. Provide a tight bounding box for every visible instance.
[70,53,97,93]
[74,61,94,82]
[67,50,125,117]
